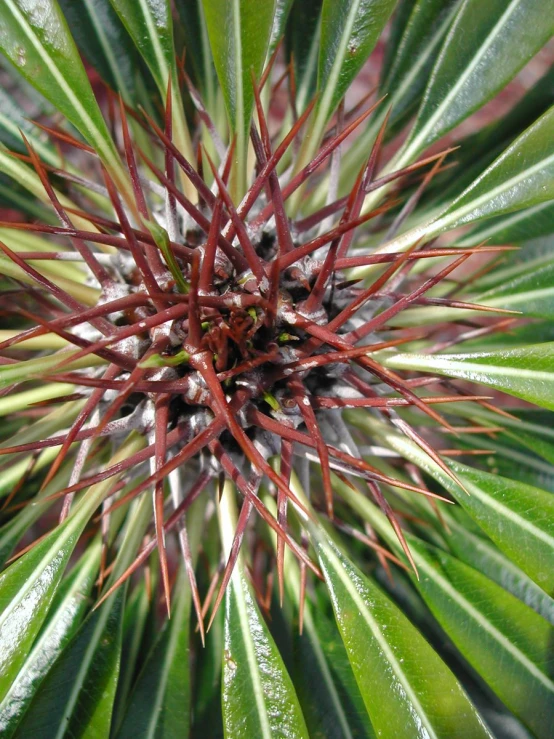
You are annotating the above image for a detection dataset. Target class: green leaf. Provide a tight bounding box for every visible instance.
[360,418,554,593]
[268,0,294,55]
[221,569,309,739]
[405,538,554,737]
[317,0,396,125]
[0,541,100,737]
[425,64,554,208]
[380,0,461,135]
[0,88,58,165]
[400,0,554,163]
[444,517,554,625]
[0,519,93,705]
[431,106,554,234]
[58,0,140,102]
[16,488,150,738]
[285,0,322,112]
[111,581,151,732]
[383,342,554,410]
[201,0,276,195]
[312,533,490,737]
[465,200,554,245]
[108,0,174,93]
[174,0,216,105]
[293,592,375,739]
[16,589,125,738]
[330,0,460,200]
[218,482,308,739]
[116,567,191,738]
[0,0,130,200]
[301,0,396,171]
[0,435,143,709]
[472,258,554,319]
[109,0,195,170]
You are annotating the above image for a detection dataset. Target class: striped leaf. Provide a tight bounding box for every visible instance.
[400,0,554,163]
[312,533,490,737]
[383,342,554,411]
[0,0,130,200]
[218,483,308,739]
[0,542,100,737]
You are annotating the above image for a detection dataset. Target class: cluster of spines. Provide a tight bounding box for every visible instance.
[0,58,518,634]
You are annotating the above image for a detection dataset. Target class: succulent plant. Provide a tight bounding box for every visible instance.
[0,0,553,736]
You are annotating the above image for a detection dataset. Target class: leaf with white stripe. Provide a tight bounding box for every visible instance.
[58,0,139,103]
[0,0,129,199]
[337,0,460,193]
[380,0,461,135]
[109,0,194,167]
[444,517,554,625]
[285,0,322,113]
[116,566,192,738]
[466,200,554,245]
[222,566,308,738]
[0,541,100,737]
[218,482,308,739]
[302,0,396,164]
[361,418,554,593]
[430,106,554,234]
[174,0,216,106]
[400,0,554,163]
[0,435,142,709]
[383,342,554,411]
[404,538,554,737]
[312,533,489,737]
[472,258,554,319]
[0,88,58,165]
[17,589,125,738]
[201,0,276,196]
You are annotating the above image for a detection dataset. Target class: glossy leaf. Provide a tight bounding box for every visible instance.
[174,0,216,105]
[0,0,129,199]
[0,520,88,704]
[268,0,294,55]
[285,0,322,112]
[0,542,100,737]
[400,0,554,162]
[16,589,125,738]
[201,0,275,195]
[58,0,140,102]
[405,538,554,737]
[0,88,58,165]
[222,566,309,738]
[218,483,308,739]
[318,0,396,122]
[335,0,460,194]
[472,258,554,319]
[201,0,275,130]
[304,0,396,158]
[427,64,554,207]
[380,0,461,135]
[312,533,490,737]
[279,541,374,739]
[383,342,554,411]
[430,106,554,234]
[444,517,554,625]
[16,489,150,738]
[116,567,191,738]
[466,200,554,244]
[363,418,554,593]
[0,435,142,709]
[109,0,194,167]
[111,581,151,732]
[293,596,375,739]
